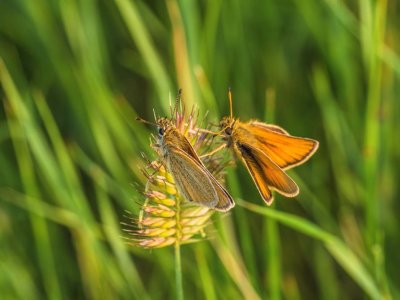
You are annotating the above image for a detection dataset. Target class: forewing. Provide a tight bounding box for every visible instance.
[252,122,289,135]
[175,133,203,163]
[238,142,299,204]
[246,121,319,170]
[167,147,218,207]
[175,134,235,211]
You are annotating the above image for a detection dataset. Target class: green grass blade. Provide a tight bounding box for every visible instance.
[238,200,382,300]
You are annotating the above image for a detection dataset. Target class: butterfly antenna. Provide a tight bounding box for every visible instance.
[228,87,233,118]
[136,116,157,127]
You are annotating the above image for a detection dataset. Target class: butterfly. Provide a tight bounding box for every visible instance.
[153,117,234,211]
[138,90,235,211]
[219,89,319,204]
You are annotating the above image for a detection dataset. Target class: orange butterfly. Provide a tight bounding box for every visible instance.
[219,90,319,205]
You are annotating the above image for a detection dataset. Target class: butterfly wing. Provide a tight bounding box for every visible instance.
[238,142,299,204]
[253,122,289,135]
[167,146,218,207]
[177,135,235,211]
[246,121,319,170]
[210,177,235,211]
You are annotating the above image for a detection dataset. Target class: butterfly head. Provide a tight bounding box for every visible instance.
[219,116,238,150]
[156,117,174,136]
[219,116,236,136]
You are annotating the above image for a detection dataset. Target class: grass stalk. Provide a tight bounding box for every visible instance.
[114,0,172,112]
[238,200,382,300]
[175,241,184,300]
[264,88,281,300]
[175,183,184,300]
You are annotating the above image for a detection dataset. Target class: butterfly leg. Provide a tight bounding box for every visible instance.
[199,143,227,158]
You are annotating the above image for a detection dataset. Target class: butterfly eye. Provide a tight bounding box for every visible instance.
[158,128,165,135]
[225,127,232,135]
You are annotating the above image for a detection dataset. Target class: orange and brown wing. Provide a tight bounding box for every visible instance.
[238,142,299,204]
[245,121,318,170]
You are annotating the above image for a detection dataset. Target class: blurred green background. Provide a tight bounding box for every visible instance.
[0,0,399,299]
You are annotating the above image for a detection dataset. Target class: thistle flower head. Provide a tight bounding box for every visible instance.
[125,105,231,249]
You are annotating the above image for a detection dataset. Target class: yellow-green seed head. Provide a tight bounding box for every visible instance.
[125,105,231,249]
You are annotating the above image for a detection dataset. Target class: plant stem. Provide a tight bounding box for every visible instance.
[175,241,184,300]
[175,189,184,300]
